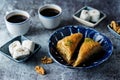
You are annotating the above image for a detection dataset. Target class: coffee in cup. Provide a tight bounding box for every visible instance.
[40,8,60,17]
[38,4,62,29]
[4,10,31,36]
[7,14,28,23]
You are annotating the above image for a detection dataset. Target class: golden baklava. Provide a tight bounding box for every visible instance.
[56,33,83,64]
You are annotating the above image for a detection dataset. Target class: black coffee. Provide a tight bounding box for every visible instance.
[7,15,28,23]
[40,8,60,17]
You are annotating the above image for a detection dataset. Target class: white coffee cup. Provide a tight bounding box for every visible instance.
[38,4,62,29]
[4,10,31,36]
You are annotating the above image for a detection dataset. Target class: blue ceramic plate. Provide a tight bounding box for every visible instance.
[0,36,40,63]
[48,25,113,69]
[107,21,120,39]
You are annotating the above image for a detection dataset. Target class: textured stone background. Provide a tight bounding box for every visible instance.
[0,0,120,80]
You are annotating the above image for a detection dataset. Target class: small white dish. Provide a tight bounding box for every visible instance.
[73,6,106,27]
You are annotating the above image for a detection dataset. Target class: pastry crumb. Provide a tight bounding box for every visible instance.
[35,66,45,75]
[41,56,53,64]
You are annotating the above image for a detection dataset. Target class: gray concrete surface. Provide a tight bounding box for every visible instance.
[0,0,120,80]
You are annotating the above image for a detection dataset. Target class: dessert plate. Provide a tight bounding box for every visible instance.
[107,21,120,39]
[0,36,40,62]
[48,25,113,69]
[73,6,106,27]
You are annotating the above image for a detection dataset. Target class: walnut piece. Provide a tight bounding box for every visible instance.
[35,66,45,75]
[41,56,53,64]
[110,21,120,34]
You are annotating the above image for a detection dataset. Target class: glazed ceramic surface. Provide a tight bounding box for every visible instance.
[0,36,40,62]
[49,25,113,69]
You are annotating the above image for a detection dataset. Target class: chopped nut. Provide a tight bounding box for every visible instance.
[110,21,120,34]
[35,66,45,75]
[117,28,120,34]
[41,56,53,64]
[65,40,73,46]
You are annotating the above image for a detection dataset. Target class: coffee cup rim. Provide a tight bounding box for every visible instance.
[38,4,62,18]
[5,10,30,24]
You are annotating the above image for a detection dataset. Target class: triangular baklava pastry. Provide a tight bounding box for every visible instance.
[56,33,83,64]
[73,38,104,67]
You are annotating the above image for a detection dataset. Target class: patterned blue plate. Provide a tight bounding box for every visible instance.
[0,36,41,63]
[48,25,113,69]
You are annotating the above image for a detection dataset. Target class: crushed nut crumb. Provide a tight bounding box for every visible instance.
[35,66,45,75]
[41,56,53,64]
